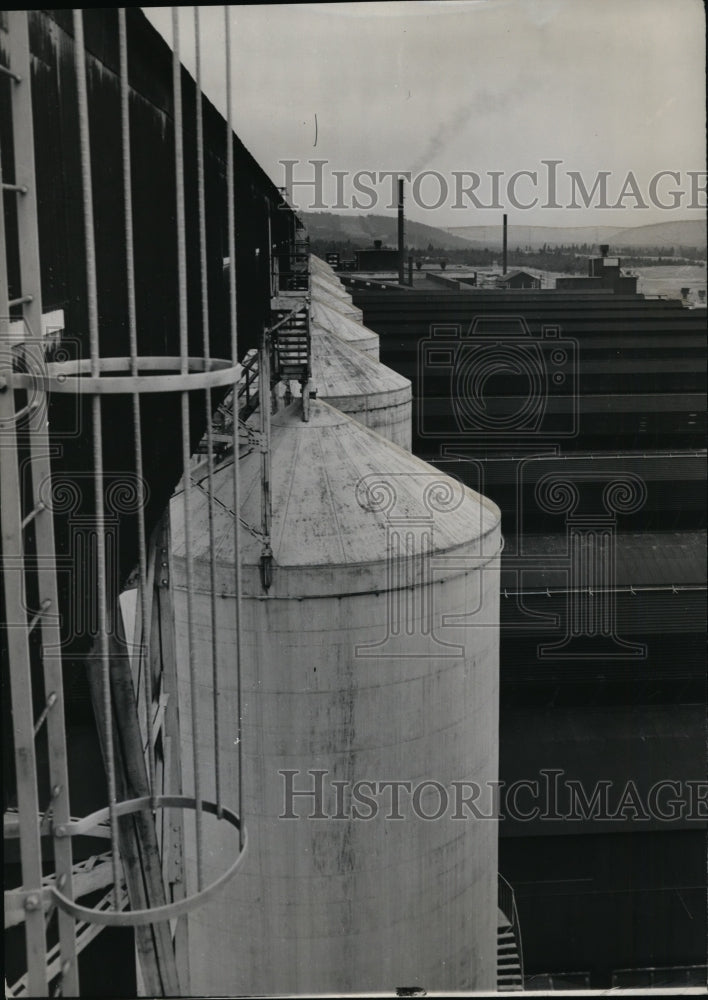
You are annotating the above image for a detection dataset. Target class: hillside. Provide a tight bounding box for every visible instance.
[302,211,472,251]
[446,219,706,251]
[303,213,706,254]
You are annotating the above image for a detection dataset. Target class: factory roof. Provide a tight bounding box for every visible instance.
[497,269,541,282]
[500,530,706,590]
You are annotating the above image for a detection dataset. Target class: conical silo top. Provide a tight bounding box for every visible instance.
[310,323,408,401]
[310,254,342,283]
[311,270,353,300]
[311,276,364,321]
[310,298,379,357]
[172,400,500,597]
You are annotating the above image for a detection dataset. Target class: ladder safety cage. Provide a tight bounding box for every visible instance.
[1,9,249,996]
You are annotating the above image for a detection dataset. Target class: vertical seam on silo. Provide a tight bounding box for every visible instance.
[317,424,348,565]
[276,419,299,558]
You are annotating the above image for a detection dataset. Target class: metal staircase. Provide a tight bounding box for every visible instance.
[498,874,524,992]
[497,914,524,991]
[268,220,311,392]
[271,303,311,384]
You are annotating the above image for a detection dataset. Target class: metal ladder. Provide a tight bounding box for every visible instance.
[2,15,182,996]
[1,12,78,996]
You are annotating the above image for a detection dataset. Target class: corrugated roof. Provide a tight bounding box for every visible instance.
[500,530,705,589]
[498,269,540,282]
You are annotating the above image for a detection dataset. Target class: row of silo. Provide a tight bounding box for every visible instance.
[309,322,411,450]
[311,297,380,358]
[170,256,502,994]
[309,258,409,449]
[310,254,365,322]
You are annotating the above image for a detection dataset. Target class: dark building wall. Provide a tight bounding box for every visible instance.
[499,272,541,289]
[354,248,400,271]
[345,287,706,456]
[351,283,707,984]
[500,829,706,988]
[557,275,639,293]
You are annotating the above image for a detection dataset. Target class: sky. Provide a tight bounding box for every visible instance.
[144,2,706,230]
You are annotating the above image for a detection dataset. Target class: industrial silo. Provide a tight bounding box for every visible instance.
[311,272,364,321]
[310,255,347,288]
[310,253,340,281]
[310,262,355,296]
[171,398,502,996]
[310,321,412,448]
[310,297,380,358]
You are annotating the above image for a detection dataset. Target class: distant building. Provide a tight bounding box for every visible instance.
[355,238,400,271]
[557,246,638,293]
[497,269,542,289]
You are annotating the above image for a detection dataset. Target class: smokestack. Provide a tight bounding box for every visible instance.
[398,178,405,286]
[502,213,508,275]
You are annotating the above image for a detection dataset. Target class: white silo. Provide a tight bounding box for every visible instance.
[310,321,412,448]
[309,263,354,297]
[171,399,501,996]
[311,272,364,321]
[310,253,343,283]
[310,297,380,358]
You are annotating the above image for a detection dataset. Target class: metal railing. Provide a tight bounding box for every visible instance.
[611,964,708,989]
[237,349,260,418]
[499,873,525,986]
[273,251,310,293]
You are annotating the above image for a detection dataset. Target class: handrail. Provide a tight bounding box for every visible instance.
[269,302,308,336]
[236,349,259,413]
[498,872,525,986]
[272,248,310,293]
